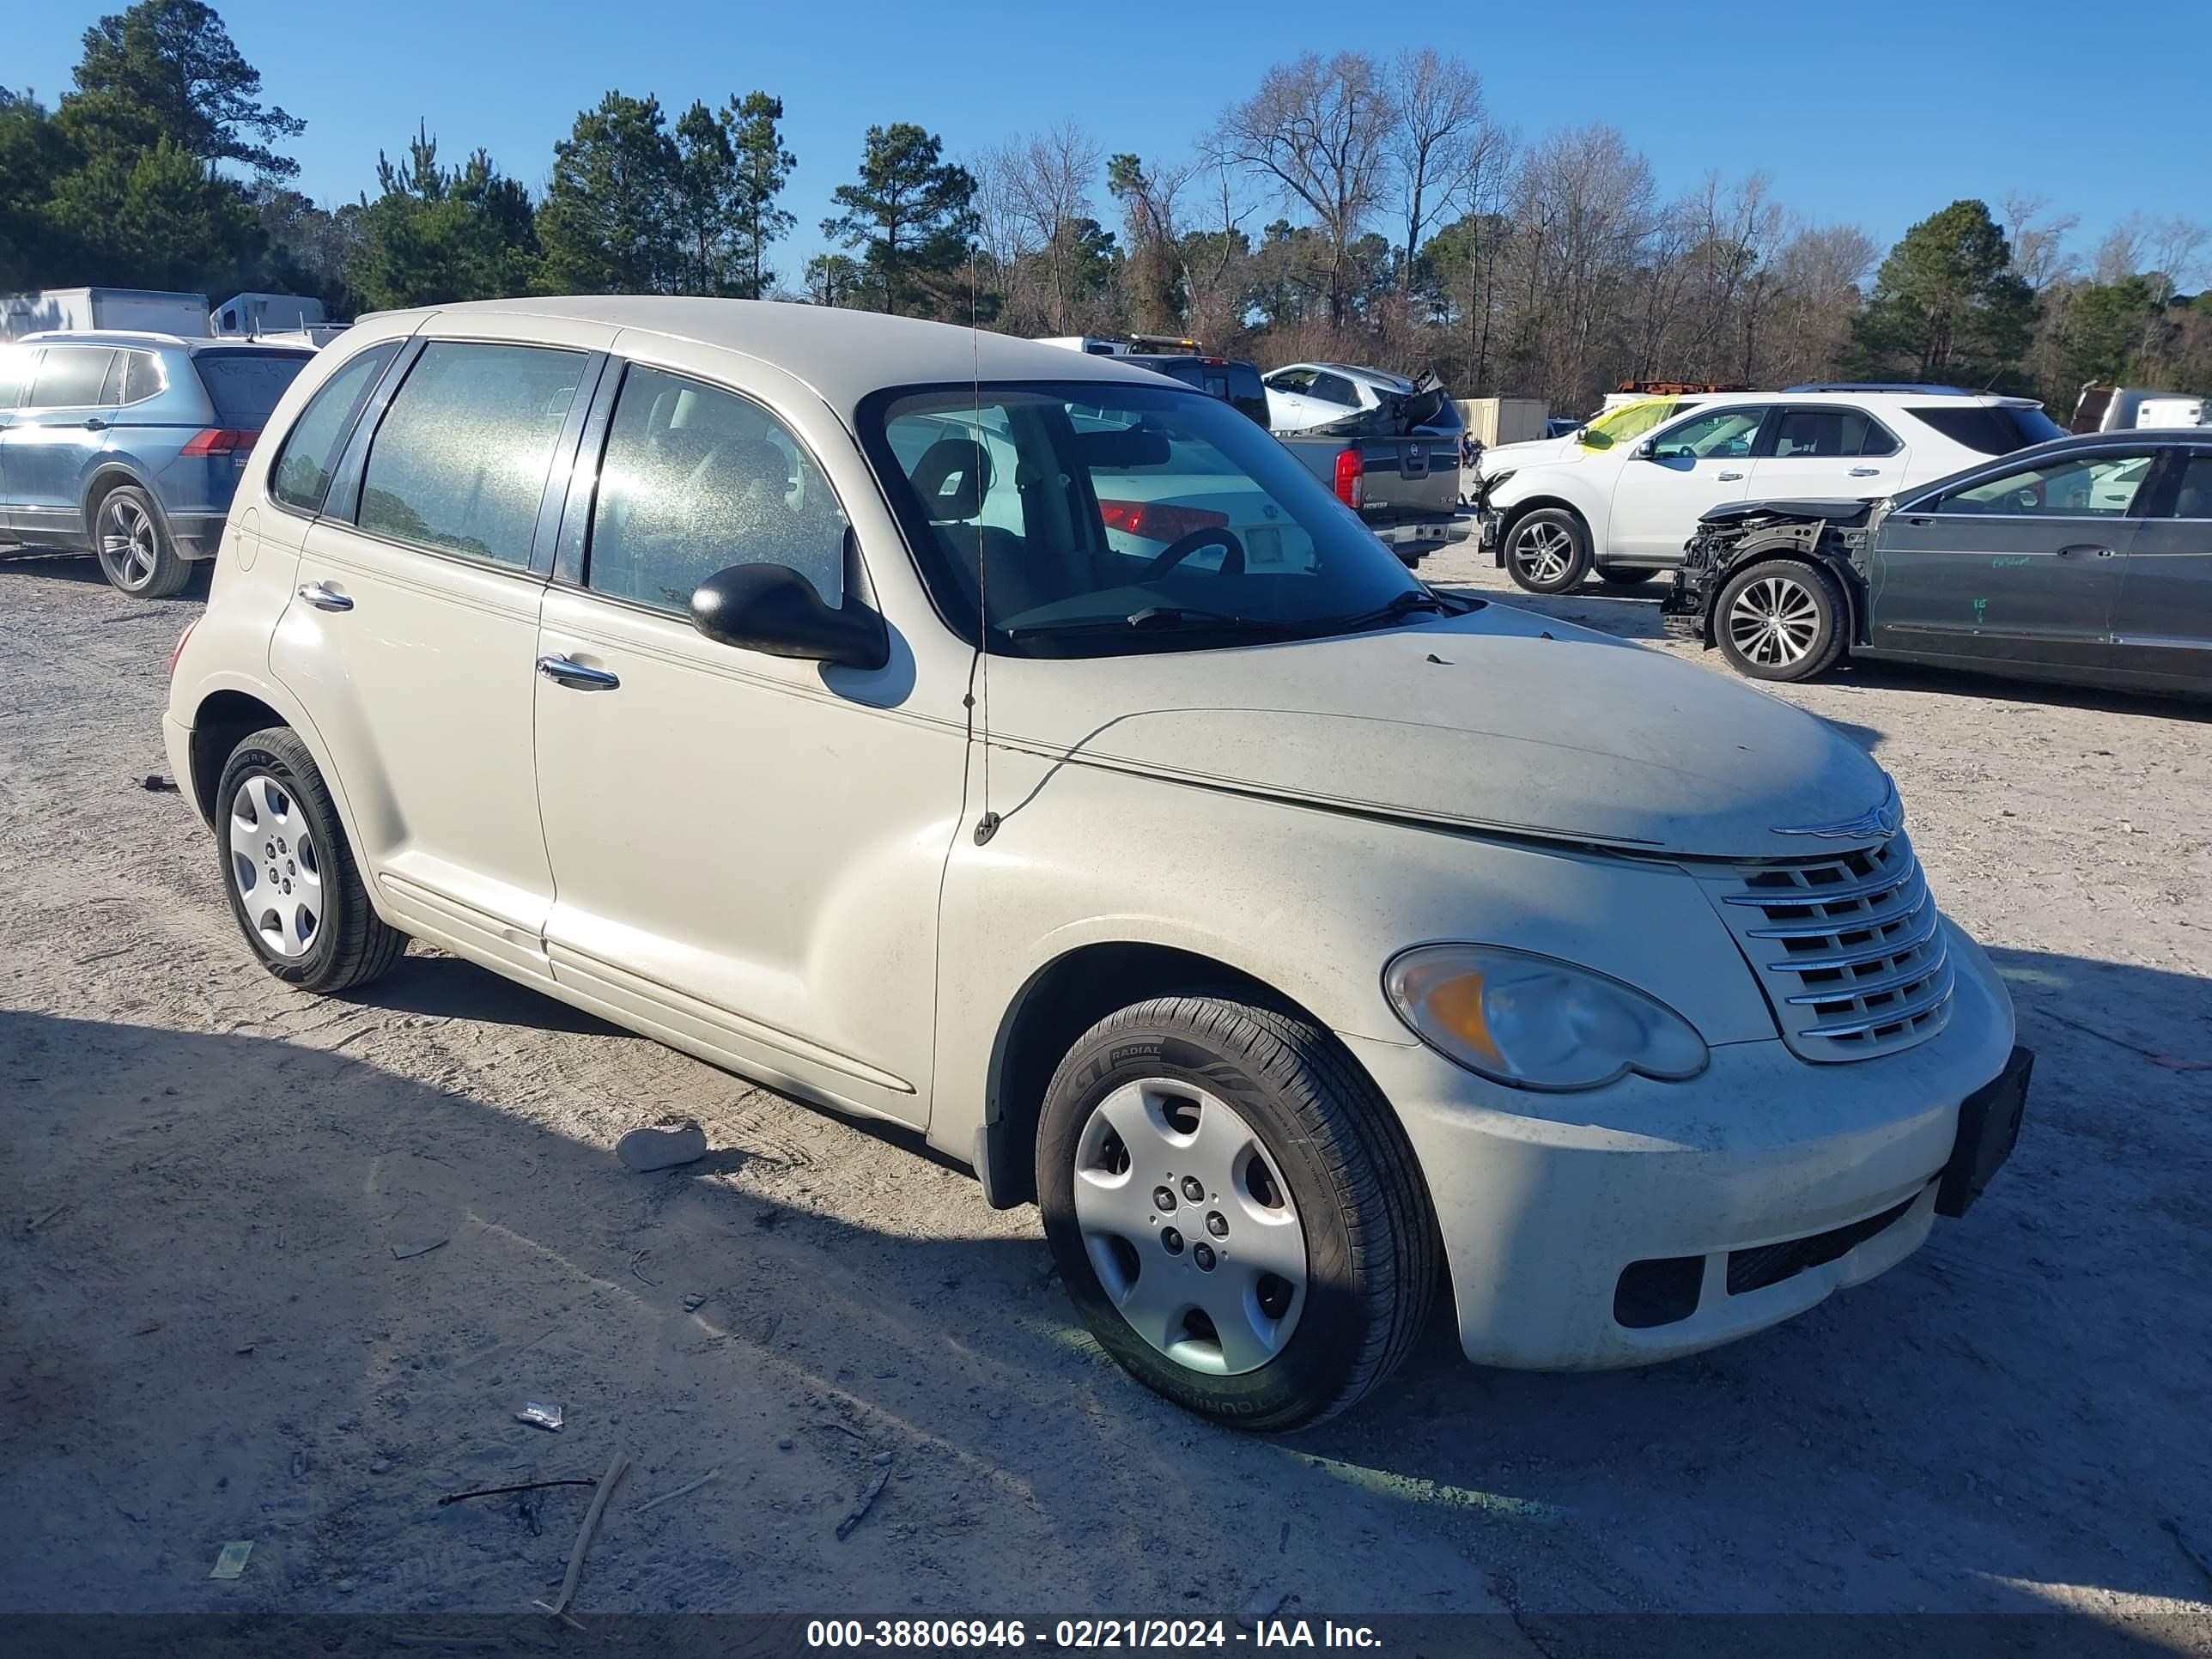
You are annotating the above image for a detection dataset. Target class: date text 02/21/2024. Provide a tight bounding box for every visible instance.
[803,1619,1385,1649]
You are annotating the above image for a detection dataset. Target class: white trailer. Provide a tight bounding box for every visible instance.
[210,292,329,337]
[0,287,208,341]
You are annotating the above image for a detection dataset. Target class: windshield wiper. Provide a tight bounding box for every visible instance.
[1005,605,1290,641]
[1334,588,1455,633]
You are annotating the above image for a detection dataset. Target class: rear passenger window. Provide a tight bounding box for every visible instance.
[28,347,116,408]
[358,343,584,567]
[270,342,398,514]
[1770,407,1900,459]
[586,364,848,611]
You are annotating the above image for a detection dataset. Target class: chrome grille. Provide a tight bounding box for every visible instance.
[1703,833,1954,1062]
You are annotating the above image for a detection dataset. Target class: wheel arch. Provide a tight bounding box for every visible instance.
[1705,539,1863,647]
[1497,493,1592,549]
[971,939,1377,1212]
[81,459,168,544]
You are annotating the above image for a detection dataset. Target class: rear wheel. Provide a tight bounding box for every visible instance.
[1036,991,1437,1431]
[1503,507,1590,594]
[216,726,407,993]
[94,484,191,599]
[1594,565,1660,586]
[1715,559,1847,682]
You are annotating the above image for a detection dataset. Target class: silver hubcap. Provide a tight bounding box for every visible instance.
[100,496,158,588]
[1072,1079,1306,1376]
[1511,520,1573,583]
[228,775,322,958]
[1728,574,1821,666]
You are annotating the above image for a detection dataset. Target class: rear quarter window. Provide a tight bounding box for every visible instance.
[195,351,313,427]
[1909,404,2065,454]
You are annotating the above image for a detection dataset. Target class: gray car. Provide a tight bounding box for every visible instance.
[1662,429,2212,697]
[0,330,315,596]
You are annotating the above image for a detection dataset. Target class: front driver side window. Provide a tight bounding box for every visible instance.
[1650,407,1768,461]
[586,365,848,614]
[1935,452,2154,518]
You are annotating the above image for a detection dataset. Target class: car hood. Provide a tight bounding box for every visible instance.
[988,605,1893,860]
[1698,497,1880,527]
[1477,434,1583,472]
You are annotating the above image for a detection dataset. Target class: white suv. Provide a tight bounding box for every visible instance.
[165,299,2031,1429]
[1477,386,2066,593]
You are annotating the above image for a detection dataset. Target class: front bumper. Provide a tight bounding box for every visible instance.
[1341,919,2019,1370]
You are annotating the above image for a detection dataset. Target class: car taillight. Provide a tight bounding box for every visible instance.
[1097,499,1231,543]
[180,428,258,458]
[1333,448,1364,509]
[168,619,198,680]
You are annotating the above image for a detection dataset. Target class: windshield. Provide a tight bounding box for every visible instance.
[194,349,313,426]
[862,380,1424,657]
[1577,398,1687,450]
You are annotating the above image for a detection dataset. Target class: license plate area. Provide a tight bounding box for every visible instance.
[1936,1044,2032,1217]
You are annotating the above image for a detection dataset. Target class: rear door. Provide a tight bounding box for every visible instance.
[268,323,606,978]
[0,344,36,535]
[1868,446,2158,673]
[1746,404,1908,502]
[2109,446,2212,689]
[1606,404,1768,561]
[2,344,116,546]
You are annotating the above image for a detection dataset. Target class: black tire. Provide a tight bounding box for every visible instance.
[92,483,192,599]
[1594,565,1660,586]
[1502,507,1591,594]
[1036,991,1438,1431]
[215,726,407,993]
[1714,558,1848,683]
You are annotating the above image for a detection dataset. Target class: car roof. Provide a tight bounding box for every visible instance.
[9,329,312,356]
[374,296,1168,418]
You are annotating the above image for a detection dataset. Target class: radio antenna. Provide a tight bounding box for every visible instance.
[969,256,1000,845]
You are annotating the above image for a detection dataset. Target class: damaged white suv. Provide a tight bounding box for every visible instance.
[166,299,2031,1429]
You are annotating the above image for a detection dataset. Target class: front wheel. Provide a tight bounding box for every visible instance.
[1036,992,1438,1431]
[216,726,407,992]
[1716,559,1847,682]
[94,484,191,598]
[1502,507,1591,594]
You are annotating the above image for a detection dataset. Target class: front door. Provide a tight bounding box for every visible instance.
[1607,404,1768,562]
[532,360,960,1127]
[1867,446,2158,673]
[268,333,599,978]
[2109,447,2212,690]
[1,344,116,547]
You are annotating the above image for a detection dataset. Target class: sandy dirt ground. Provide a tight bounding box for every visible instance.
[3,544,2209,1650]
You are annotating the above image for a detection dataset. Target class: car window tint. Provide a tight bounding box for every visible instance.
[1310,373,1358,407]
[1267,368,1315,394]
[1909,404,2063,455]
[1771,407,1897,459]
[358,342,583,567]
[270,343,399,514]
[2164,453,2212,520]
[121,351,166,404]
[1936,452,2156,517]
[197,350,313,427]
[1654,406,1768,460]
[27,347,117,408]
[587,364,847,612]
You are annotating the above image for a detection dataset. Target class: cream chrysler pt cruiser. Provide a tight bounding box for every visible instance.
[165,298,2032,1429]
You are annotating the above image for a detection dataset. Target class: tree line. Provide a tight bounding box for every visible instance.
[6,1,2208,419]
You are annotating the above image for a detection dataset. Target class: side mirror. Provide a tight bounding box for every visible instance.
[690,563,888,671]
[1634,438,1657,459]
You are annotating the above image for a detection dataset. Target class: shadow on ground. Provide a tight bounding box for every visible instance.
[4,936,2209,1631]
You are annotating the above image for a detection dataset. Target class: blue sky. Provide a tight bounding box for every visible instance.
[14,0,2209,277]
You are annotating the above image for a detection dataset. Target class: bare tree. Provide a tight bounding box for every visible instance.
[1215,52,1395,327]
[2002,192,2080,293]
[980,123,1103,333]
[1386,49,1492,293]
[1107,152,1195,333]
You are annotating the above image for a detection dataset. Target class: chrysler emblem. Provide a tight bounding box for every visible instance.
[1772,778,1902,841]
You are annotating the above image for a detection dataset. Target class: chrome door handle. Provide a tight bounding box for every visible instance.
[296,580,353,611]
[1849,467,1881,477]
[1717,471,1745,481]
[82,417,109,431]
[2056,544,2115,560]
[537,654,620,690]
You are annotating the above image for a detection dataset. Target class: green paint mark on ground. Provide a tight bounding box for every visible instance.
[1285,1450,1569,1523]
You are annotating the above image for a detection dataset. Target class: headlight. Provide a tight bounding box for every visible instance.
[1384,945,1708,1091]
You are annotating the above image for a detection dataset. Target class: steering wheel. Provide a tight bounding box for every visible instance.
[1141,526,1247,579]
